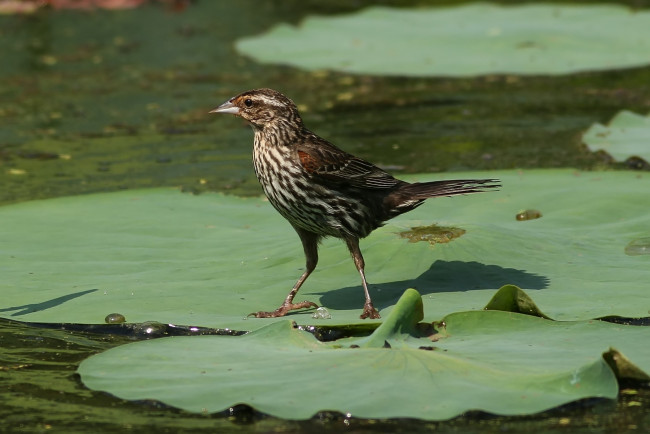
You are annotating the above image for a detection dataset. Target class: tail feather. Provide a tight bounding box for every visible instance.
[401,179,501,200]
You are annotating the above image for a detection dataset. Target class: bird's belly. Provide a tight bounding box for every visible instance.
[254,153,374,238]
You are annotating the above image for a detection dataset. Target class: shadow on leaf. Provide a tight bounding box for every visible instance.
[314,260,548,311]
[0,289,98,316]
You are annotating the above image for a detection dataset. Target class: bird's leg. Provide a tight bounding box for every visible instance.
[250,229,319,318]
[345,237,381,319]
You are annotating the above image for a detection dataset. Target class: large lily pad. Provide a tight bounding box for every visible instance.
[236,4,650,77]
[77,289,649,420]
[583,110,650,164]
[1,169,649,329]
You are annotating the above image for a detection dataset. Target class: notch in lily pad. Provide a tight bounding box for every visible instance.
[583,110,650,164]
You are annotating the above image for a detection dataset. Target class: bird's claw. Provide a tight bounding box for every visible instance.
[249,301,319,318]
[360,302,381,319]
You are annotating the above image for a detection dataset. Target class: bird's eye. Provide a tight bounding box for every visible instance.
[244,98,253,107]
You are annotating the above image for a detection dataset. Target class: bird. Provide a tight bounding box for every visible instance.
[210,88,499,320]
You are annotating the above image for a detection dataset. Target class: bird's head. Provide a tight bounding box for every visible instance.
[210,88,303,131]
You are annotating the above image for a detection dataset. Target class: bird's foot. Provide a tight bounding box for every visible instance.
[360,302,381,319]
[249,301,319,318]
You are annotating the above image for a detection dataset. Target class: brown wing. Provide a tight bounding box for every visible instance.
[297,135,400,190]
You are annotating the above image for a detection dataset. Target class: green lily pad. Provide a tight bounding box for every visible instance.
[2,169,650,329]
[583,110,650,164]
[236,4,650,77]
[78,289,649,420]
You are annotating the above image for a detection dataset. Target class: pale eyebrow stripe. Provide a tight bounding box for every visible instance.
[256,95,285,107]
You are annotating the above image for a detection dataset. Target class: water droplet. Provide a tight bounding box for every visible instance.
[104,313,126,324]
[311,307,331,319]
[624,237,650,256]
[516,209,542,221]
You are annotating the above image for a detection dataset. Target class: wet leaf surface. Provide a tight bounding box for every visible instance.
[2,169,650,328]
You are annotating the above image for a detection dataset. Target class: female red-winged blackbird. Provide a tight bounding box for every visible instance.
[211,88,499,319]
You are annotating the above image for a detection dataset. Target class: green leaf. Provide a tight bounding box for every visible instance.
[582,110,650,164]
[484,284,551,319]
[236,4,650,77]
[1,169,649,329]
[78,289,649,420]
[353,287,424,348]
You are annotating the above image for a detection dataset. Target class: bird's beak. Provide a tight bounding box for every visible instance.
[209,100,240,115]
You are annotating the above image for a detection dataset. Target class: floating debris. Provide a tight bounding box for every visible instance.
[398,224,466,245]
[516,209,543,221]
[17,151,60,160]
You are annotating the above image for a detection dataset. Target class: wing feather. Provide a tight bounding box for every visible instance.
[297,137,399,190]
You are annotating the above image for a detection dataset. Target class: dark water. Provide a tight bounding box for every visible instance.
[2,0,649,206]
[1,1,649,432]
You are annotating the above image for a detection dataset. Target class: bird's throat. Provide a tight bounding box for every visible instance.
[255,122,302,149]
